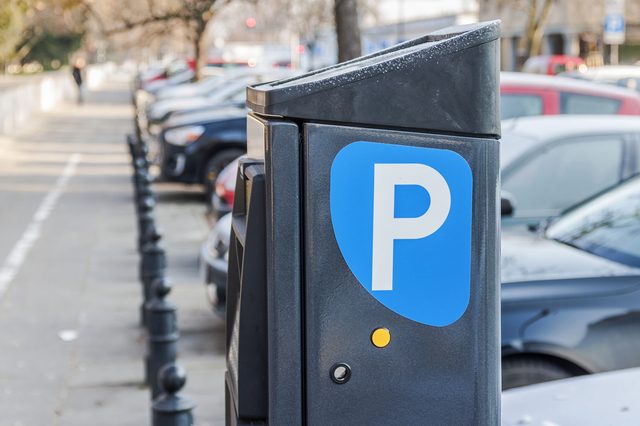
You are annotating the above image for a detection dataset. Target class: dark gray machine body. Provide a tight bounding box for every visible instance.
[225,21,501,426]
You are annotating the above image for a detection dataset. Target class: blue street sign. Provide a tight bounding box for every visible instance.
[330,141,473,327]
[604,12,625,44]
[605,14,625,32]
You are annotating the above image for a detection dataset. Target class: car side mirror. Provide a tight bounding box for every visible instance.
[501,193,515,217]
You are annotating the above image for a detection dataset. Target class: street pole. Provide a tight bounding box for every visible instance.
[604,0,625,65]
[611,44,619,65]
[397,0,405,43]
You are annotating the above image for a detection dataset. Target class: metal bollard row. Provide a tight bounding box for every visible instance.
[126,132,196,425]
[146,277,179,398]
[152,364,196,426]
[140,232,167,326]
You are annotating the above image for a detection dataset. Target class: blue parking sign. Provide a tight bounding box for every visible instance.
[605,14,625,32]
[330,141,473,327]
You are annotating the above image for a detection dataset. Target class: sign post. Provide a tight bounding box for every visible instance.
[604,0,626,64]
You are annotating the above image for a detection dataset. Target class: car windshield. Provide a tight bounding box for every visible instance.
[546,176,640,268]
[500,94,543,120]
[499,131,539,167]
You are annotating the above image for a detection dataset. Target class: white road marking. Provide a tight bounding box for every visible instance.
[0,154,82,300]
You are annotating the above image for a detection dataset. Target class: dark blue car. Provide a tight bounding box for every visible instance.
[502,174,640,389]
[157,106,246,199]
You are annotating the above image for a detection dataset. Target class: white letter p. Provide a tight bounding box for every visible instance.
[371,163,451,291]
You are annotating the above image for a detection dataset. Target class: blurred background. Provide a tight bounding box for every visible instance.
[1,0,639,76]
[3,1,640,425]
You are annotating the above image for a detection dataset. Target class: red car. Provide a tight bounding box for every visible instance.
[211,157,241,219]
[501,72,640,120]
[522,54,585,75]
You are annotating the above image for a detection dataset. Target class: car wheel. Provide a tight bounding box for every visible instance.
[203,149,243,204]
[502,356,576,390]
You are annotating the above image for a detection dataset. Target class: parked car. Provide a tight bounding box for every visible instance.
[560,65,640,93]
[501,115,640,226]
[139,60,195,94]
[500,72,640,120]
[154,68,262,101]
[134,65,166,91]
[144,77,247,135]
[199,115,640,312]
[157,106,247,199]
[144,68,195,96]
[198,122,640,396]
[144,69,297,132]
[211,157,240,219]
[502,367,640,425]
[200,212,232,315]
[522,54,586,75]
[502,173,640,389]
[134,60,196,116]
[154,75,226,101]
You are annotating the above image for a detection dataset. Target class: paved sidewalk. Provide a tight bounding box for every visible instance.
[0,79,225,425]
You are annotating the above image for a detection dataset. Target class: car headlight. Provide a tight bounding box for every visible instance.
[164,125,205,146]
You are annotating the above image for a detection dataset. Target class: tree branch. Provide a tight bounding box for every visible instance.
[104,12,188,35]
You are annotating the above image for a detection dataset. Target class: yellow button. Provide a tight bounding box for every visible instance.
[371,328,391,348]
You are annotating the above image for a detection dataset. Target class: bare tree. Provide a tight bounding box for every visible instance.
[519,0,554,62]
[84,0,230,79]
[334,0,361,62]
[494,0,556,68]
[286,0,333,69]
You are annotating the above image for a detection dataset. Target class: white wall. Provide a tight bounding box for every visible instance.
[0,63,113,135]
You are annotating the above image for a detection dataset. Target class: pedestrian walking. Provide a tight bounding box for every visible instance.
[72,58,85,104]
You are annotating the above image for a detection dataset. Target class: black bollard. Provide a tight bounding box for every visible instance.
[152,364,196,426]
[132,165,151,213]
[137,196,157,252]
[138,138,150,163]
[130,143,148,205]
[146,277,179,395]
[134,173,153,214]
[132,165,143,198]
[134,169,152,200]
[135,146,149,169]
[140,232,167,326]
[135,155,148,172]
[126,133,138,162]
[133,157,148,180]
[134,115,143,145]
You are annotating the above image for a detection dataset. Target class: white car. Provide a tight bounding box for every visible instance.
[200,212,232,315]
[502,367,640,425]
[155,68,264,100]
[561,65,640,92]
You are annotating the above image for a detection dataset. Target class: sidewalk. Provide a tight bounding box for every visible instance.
[0,79,224,425]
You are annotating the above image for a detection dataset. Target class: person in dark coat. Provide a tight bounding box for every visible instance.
[71,58,85,104]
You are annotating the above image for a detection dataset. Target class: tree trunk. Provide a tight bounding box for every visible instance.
[193,19,207,81]
[530,0,554,57]
[516,0,555,69]
[334,0,361,63]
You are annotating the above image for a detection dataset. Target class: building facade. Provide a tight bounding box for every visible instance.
[479,0,640,70]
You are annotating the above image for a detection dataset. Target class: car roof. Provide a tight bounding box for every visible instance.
[503,114,640,139]
[164,106,246,128]
[503,367,640,425]
[501,71,639,97]
[562,65,640,79]
[501,115,640,166]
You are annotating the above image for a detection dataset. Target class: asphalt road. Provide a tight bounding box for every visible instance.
[0,79,225,425]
